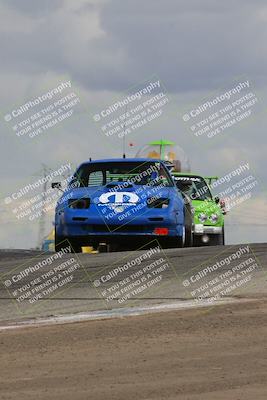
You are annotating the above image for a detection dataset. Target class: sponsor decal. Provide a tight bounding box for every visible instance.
[98,191,139,213]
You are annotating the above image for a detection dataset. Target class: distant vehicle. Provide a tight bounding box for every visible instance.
[52,158,188,252]
[136,139,190,172]
[172,173,226,246]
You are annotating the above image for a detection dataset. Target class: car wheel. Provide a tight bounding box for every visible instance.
[55,232,66,252]
[184,209,193,247]
[55,232,81,253]
[181,225,186,247]
[210,226,225,246]
[170,226,185,248]
[208,235,224,246]
[222,226,225,245]
[69,241,82,253]
[165,227,185,249]
[193,235,201,247]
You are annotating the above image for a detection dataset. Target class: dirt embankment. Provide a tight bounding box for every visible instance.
[0,300,267,400]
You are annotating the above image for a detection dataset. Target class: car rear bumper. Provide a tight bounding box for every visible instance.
[59,234,180,250]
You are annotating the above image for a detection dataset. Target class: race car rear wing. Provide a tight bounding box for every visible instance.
[205,176,219,185]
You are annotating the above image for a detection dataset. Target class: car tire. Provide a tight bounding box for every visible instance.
[69,242,82,253]
[210,226,225,246]
[222,226,225,245]
[184,209,193,247]
[55,232,81,253]
[55,232,66,252]
[167,226,185,248]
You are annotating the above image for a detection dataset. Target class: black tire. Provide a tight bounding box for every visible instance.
[184,207,193,247]
[69,242,82,253]
[193,235,202,247]
[166,226,185,248]
[98,243,108,253]
[180,194,193,247]
[55,232,66,252]
[211,226,225,246]
[55,232,81,253]
[209,234,224,246]
[179,230,186,248]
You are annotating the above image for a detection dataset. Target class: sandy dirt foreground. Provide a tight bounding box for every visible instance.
[0,300,267,400]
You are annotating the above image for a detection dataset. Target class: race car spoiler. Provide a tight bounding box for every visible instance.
[205,176,219,185]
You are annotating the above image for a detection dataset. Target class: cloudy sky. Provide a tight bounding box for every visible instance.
[0,0,266,248]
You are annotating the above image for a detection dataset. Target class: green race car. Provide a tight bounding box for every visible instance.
[172,173,226,246]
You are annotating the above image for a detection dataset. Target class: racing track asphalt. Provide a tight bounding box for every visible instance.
[0,243,266,325]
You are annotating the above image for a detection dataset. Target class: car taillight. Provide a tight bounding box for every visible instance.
[147,198,169,208]
[68,198,90,209]
[219,199,227,215]
[154,227,169,235]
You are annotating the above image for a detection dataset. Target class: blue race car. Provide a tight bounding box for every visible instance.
[52,158,186,252]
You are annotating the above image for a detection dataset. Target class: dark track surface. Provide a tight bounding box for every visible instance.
[0,243,266,323]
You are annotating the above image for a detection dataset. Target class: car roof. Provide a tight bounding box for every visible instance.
[79,158,163,166]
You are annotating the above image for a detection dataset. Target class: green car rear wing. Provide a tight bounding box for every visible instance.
[205,176,219,186]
